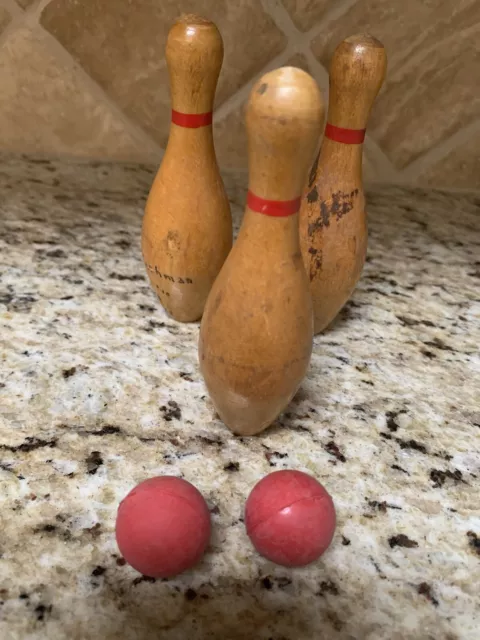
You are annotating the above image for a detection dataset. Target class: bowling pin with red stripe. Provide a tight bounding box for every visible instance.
[199,66,325,436]
[299,34,387,334]
[142,15,232,322]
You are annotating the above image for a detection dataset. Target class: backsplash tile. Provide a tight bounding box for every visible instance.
[0,0,476,190]
[0,25,155,160]
[420,130,480,190]
[311,0,480,171]
[214,53,313,169]
[40,0,287,143]
[14,0,35,8]
[0,5,11,30]
[284,52,312,74]
[281,0,334,32]
[214,105,247,170]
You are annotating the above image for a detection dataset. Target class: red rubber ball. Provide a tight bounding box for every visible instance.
[245,470,336,567]
[115,476,211,578]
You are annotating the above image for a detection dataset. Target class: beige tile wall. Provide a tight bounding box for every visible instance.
[0,0,479,190]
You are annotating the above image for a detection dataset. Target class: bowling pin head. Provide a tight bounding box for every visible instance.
[246,66,325,205]
[166,15,223,116]
[327,34,387,132]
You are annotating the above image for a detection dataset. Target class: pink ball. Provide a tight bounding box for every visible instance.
[115,476,211,578]
[245,470,336,567]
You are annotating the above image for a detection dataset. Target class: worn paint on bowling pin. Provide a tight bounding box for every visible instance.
[299,34,387,334]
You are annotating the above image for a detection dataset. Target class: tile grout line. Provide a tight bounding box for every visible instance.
[400,118,480,182]
[0,1,27,51]
[304,0,361,42]
[302,48,329,90]
[0,12,25,52]
[262,0,401,184]
[25,0,52,20]
[214,43,298,123]
[260,2,329,97]
[214,0,321,125]
[0,0,22,18]
[34,21,163,160]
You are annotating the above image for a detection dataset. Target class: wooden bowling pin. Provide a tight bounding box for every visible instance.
[199,67,325,436]
[299,34,387,334]
[142,15,232,323]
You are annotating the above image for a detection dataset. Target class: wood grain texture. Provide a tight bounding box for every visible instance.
[142,15,232,322]
[199,66,324,436]
[300,34,387,334]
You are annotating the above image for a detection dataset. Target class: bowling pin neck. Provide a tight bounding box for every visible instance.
[240,206,302,254]
[314,137,363,189]
[317,134,363,177]
[165,121,216,159]
[327,34,387,131]
[246,66,325,203]
[166,14,223,115]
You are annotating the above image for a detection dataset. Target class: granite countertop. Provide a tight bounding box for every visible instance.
[0,154,479,640]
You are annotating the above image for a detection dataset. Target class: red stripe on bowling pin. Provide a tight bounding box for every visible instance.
[247,191,301,217]
[171,110,213,128]
[325,123,366,144]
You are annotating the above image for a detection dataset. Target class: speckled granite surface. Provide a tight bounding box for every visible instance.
[0,154,479,640]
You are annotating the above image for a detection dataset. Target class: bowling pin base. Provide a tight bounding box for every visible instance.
[203,382,302,437]
[143,264,213,323]
[314,301,352,335]
[199,346,311,437]
[312,278,365,335]
[313,288,360,334]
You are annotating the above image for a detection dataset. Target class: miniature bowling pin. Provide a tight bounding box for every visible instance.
[199,67,325,436]
[142,15,232,323]
[299,34,387,334]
